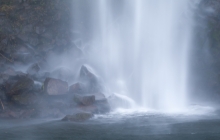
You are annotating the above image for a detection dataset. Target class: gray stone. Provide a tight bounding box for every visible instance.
[69,82,86,94]
[43,77,68,95]
[27,63,40,75]
[79,65,103,93]
[11,93,38,105]
[74,94,95,106]
[9,76,34,96]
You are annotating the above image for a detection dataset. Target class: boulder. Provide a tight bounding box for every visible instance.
[61,112,93,122]
[79,65,97,83]
[94,99,111,114]
[108,93,136,109]
[32,81,43,93]
[93,92,106,101]
[79,65,103,93]
[74,93,110,114]
[8,76,34,96]
[2,67,16,76]
[69,82,86,94]
[93,93,110,113]
[0,73,25,95]
[0,67,17,84]
[27,63,40,75]
[11,93,38,106]
[43,77,68,95]
[73,94,95,106]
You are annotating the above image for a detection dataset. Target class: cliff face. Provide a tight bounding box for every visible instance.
[0,0,112,119]
[0,0,73,66]
[190,0,220,100]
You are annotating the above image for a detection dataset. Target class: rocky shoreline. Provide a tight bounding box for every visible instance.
[0,64,110,121]
[0,0,110,121]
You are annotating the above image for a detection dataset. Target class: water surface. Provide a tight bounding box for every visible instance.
[0,106,220,140]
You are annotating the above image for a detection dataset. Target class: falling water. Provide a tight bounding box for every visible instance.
[74,0,194,111]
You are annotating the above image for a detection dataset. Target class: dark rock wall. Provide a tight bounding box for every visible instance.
[0,0,73,66]
[191,0,220,102]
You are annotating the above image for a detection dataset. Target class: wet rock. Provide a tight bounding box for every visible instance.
[11,93,38,106]
[80,65,97,82]
[69,82,86,94]
[8,76,34,96]
[93,93,106,101]
[32,81,43,93]
[74,94,95,106]
[43,77,68,95]
[1,74,23,94]
[79,65,103,93]
[61,111,93,122]
[0,67,17,82]
[95,99,111,114]
[27,63,40,75]
[108,93,135,109]
[13,52,35,65]
[92,93,110,113]
[2,67,16,76]
[75,93,110,114]
[15,71,27,77]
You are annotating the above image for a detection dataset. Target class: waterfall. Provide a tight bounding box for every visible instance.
[73,0,195,111]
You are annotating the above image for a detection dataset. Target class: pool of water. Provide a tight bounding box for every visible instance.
[0,106,220,140]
